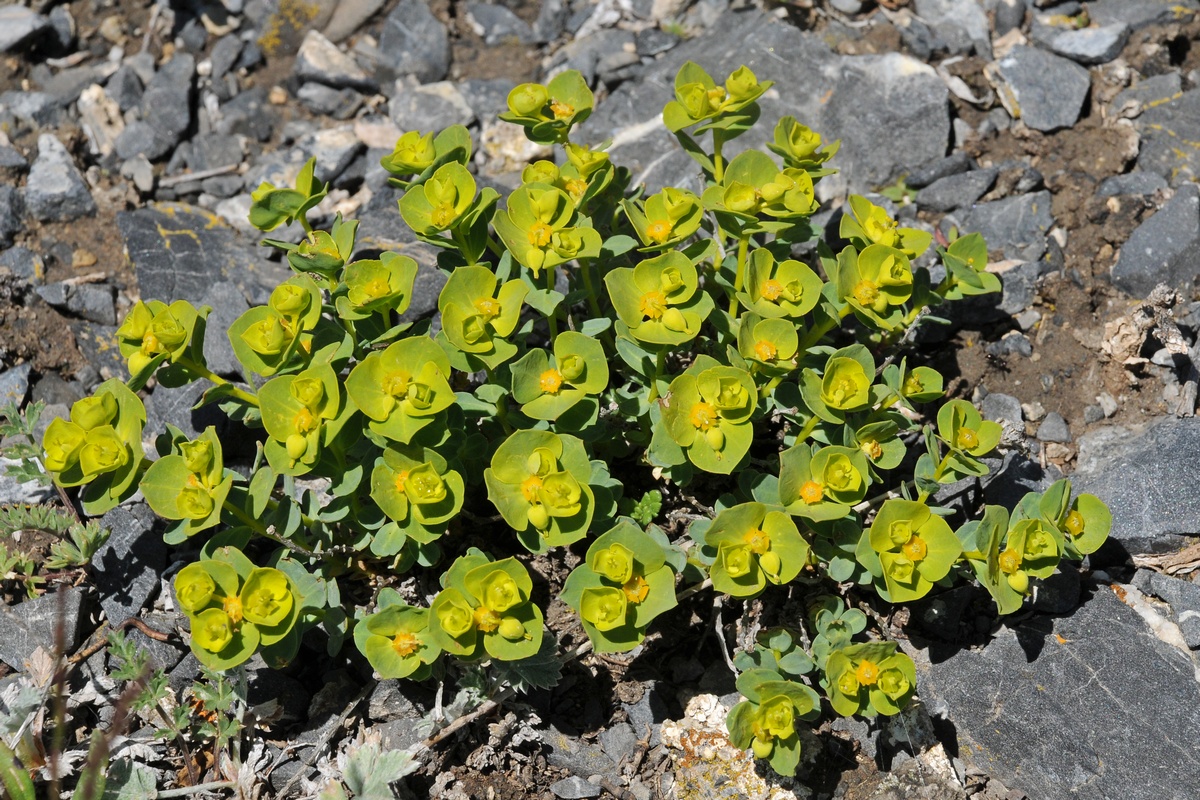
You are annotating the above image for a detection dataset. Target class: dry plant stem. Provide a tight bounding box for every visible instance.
[276,680,377,798]
[156,781,237,797]
[158,164,241,188]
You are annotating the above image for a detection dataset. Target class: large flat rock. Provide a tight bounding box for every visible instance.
[915,586,1200,800]
[1072,417,1200,554]
[118,202,289,306]
[578,9,948,197]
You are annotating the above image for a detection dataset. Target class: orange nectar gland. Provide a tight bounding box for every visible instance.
[761,279,784,301]
[754,339,778,362]
[901,534,928,562]
[861,440,883,460]
[549,99,574,119]
[852,279,880,308]
[527,222,554,248]
[392,470,410,494]
[998,548,1022,575]
[743,528,771,555]
[140,331,160,355]
[391,631,420,657]
[564,178,588,199]
[854,659,880,686]
[430,202,458,229]
[293,407,318,435]
[521,474,544,503]
[363,276,391,301]
[223,595,244,625]
[622,575,650,604]
[646,219,673,244]
[473,605,502,633]
[799,480,824,505]
[539,369,565,394]
[956,426,979,450]
[473,296,501,320]
[1065,510,1086,537]
[640,290,668,320]
[383,371,409,397]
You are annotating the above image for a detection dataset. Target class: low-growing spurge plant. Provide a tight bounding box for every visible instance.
[25,61,1112,779]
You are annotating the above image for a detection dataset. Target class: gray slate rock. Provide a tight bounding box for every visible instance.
[551,29,637,86]
[1097,171,1168,197]
[636,27,680,57]
[0,363,31,407]
[119,202,287,305]
[1038,23,1129,64]
[0,247,44,284]
[1089,0,1200,29]
[1111,183,1200,297]
[0,456,54,505]
[1036,411,1071,442]
[115,54,194,161]
[216,87,274,142]
[0,5,49,53]
[1073,417,1200,553]
[913,0,991,56]
[25,134,96,223]
[466,2,535,45]
[187,133,243,172]
[199,282,250,377]
[991,45,1090,132]
[993,0,1025,37]
[106,66,144,112]
[580,10,948,197]
[907,153,974,189]
[93,503,164,624]
[916,586,1200,800]
[295,126,364,184]
[0,90,61,128]
[458,78,515,118]
[297,83,363,119]
[550,777,602,799]
[1131,570,1200,649]
[962,190,1053,262]
[543,725,617,777]
[389,81,475,131]
[210,35,242,82]
[144,380,231,441]
[66,285,117,325]
[0,588,84,670]
[916,168,996,212]
[0,144,27,171]
[1113,72,1182,116]
[322,0,387,43]
[295,30,375,91]
[0,185,22,247]
[1133,90,1200,185]
[378,0,451,83]
[981,392,1023,426]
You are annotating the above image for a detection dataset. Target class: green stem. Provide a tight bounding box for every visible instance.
[298,214,315,235]
[483,366,515,435]
[793,413,820,443]
[580,258,603,319]
[729,235,749,316]
[712,130,726,183]
[545,267,559,340]
[225,499,320,559]
[647,350,666,403]
[175,358,259,407]
[758,374,784,400]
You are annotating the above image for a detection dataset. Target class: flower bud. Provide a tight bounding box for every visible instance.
[508,83,549,117]
[704,426,725,451]
[528,504,550,530]
[70,392,118,431]
[1006,569,1030,594]
[286,433,309,461]
[498,617,526,641]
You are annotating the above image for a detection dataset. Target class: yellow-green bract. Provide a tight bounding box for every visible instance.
[559,521,679,653]
[428,550,544,661]
[705,503,810,598]
[867,499,962,602]
[726,668,819,776]
[824,642,916,718]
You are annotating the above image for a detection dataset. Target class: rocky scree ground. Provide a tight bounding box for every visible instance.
[4,0,1200,798]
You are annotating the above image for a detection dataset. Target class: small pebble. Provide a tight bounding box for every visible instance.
[1037,411,1071,443]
